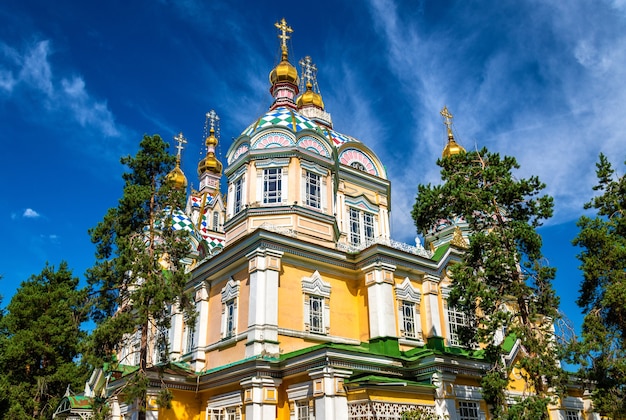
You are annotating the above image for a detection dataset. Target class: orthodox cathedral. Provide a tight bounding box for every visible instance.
[54,19,596,420]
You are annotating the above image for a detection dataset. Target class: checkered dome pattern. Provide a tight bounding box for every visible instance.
[171,209,195,233]
[242,107,319,136]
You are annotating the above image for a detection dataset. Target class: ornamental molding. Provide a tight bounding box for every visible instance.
[302,270,331,297]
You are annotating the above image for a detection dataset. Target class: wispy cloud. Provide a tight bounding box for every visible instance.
[0,39,120,138]
[363,0,626,241]
[22,208,41,218]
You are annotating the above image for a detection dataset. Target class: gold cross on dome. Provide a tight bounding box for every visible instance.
[440,106,453,130]
[173,132,187,158]
[275,18,293,52]
[299,55,317,87]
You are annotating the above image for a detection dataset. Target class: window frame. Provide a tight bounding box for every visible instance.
[263,167,283,204]
[458,400,480,420]
[304,170,321,209]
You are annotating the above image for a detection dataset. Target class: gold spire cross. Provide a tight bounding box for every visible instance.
[173,132,187,159]
[275,18,293,53]
[440,106,453,130]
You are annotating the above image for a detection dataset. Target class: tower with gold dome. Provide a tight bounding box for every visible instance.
[61,19,596,420]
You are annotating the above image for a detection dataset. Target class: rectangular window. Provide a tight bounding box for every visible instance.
[208,408,240,420]
[448,306,470,346]
[234,177,243,214]
[565,410,581,420]
[401,301,417,339]
[263,168,282,204]
[459,401,480,420]
[225,299,236,338]
[309,295,325,334]
[213,212,219,230]
[363,212,375,243]
[349,208,361,245]
[296,401,310,420]
[305,171,321,208]
[186,324,195,353]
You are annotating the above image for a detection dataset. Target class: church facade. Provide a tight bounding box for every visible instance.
[54,19,595,420]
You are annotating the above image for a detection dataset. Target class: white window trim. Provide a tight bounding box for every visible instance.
[457,400,482,420]
[301,160,328,211]
[255,158,290,206]
[287,383,314,420]
[228,166,247,216]
[442,286,473,347]
[302,271,331,335]
[395,278,422,341]
[221,278,240,339]
[206,391,242,420]
[348,206,377,246]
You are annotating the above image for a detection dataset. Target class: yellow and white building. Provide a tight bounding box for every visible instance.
[55,19,596,420]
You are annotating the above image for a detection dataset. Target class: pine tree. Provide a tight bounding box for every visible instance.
[86,134,195,419]
[572,154,626,419]
[0,262,89,419]
[412,148,567,419]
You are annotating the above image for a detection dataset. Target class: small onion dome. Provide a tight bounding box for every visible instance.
[442,128,465,158]
[198,128,223,175]
[166,162,188,189]
[297,82,324,109]
[269,50,299,85]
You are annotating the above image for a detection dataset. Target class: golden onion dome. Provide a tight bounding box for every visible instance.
[297,82,324,109]
[166,162,188,189]
[205,127,218,147]
[198,154,222,175]
[269,50,299,86]
[198,127,223,175]
[442,128,466,158]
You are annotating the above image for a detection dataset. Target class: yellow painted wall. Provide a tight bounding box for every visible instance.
[203,267,249,370]
[277,263,365,354]
[160,389,203,420]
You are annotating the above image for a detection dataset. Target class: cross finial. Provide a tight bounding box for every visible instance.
[299,55,319,92]
[173,132,187,159]
[440,106,453,130]
[275,18,293,56]
[206,110,220,132]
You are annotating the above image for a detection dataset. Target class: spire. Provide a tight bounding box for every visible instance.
[297,56,325,110]
[269,18,299,110]
[167,132,188,189]
[440,106,465,158]
[198,110,223,177]
[197,110,223,194]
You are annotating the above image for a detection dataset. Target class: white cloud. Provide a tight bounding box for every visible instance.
[23,208,41,218]
[0,39,121,138]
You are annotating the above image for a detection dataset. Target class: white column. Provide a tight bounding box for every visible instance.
[432,372,457,419]
[310,367,351,420]
[190,282,209,369]
[363,262,397,339]
[423,275,443,338]
[246,248,283,357]
[241,376,282,420]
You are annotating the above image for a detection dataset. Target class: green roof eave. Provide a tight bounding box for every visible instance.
[344,374,435,389]
[431,243,450,262]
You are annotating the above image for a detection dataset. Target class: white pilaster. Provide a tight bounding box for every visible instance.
[241,376,282,420]
[189,282,209,369]
[309,367,351,420]
[246,248,283,357]
[432,372,457,419]
[423,275,443,338]
[363,262,397,339]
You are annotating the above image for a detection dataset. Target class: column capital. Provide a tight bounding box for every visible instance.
[247,248,283,273]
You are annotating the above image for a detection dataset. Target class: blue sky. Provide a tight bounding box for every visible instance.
[1,0,625,336]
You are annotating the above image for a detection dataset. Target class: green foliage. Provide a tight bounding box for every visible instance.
[572,154,626,419]
[401,406,447,420]
[0,262,89,419]
[86,134,195,417]
[412,148,566,419]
